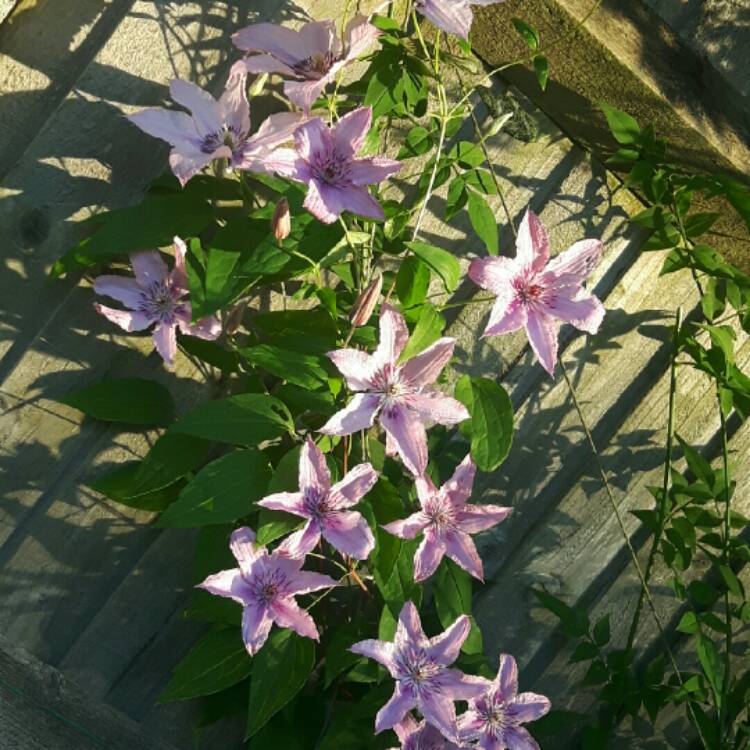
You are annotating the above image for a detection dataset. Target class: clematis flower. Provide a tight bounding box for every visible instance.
[458,654,550,750]
[128,62,307,185]
[266,106,401,223]
[320,304,469,477]
[257,437,377,560]
[351,601,488,742]
[197,527,337,655]
[415,0,505,41]
[468,208,605,376]
[382,454,511,582]
[233,16,381,112]
[390,714,464,749]
[93,237,220,366]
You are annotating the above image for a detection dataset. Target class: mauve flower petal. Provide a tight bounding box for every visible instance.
[524,309,558,376]
[444,528,484,581]
[320,392,381,435]
[285,76,330,112]
[406,391,469,426]
[443,453,476,506]
[458,504,512,534]
[546,238,603,281]
[93,275,143,309]
[413,530,446,582]
[427,614,471,665]
[415,474,438,507]
[276,521,321,559]
[299,437,331,495]
[544,290,605,335]
[286,569,337,595]
[130,250,168,287]
[323,510,375,559]
[257,491,306,516]
[169,79,222,135]
[127,108,198,148]
[298,19,339,57]
[375,303,409,365]
[393,714,420,743]
[396,601,428,648]
[375,684,416,733]
[399,337,456,387]
[229,527,261,573]
[418,689,459,743]
[169,148,215,186]
[350,638,397,672]
[506,692,551,725]
[381,511,430,540]
[468,255,519,294]
[232,22,301,66]
[295,117,332,161]
[219,62,251,138]
[348,156,402,186]
[327,349,376,391]
[170,236,190,289]
[344,15,381,58]
[442,669,492,701]
[495,653,519,702]
[270,596,320,640]
[333,106,372,155]
[503,726,540,750]
[417,0,473,40]
[305,179,344,223]
[380,402,428,477]
[329,463,378,508]
[263,147,309,181]
[94,304,152,332]
[178,313,222,341]
[242,603,274,655]
[152,322,177,366]
[196,568,249,605]
[484,295,527,337]
[516,209,550,273]
[251,111,310,151]
[339,185,385,220]
[241,53,298,77]
[458,710,486,739]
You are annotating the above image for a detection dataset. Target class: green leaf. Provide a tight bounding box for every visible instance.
[257,447,304,545]
[157,449,271,527]
[511,18,540,49]
[533,589,589,637]
[396,256,431,314]
[404,241,461,293]
[676,435,715,488]
[86,462,179,512]
[599,102,641,145]
[570,641,599,663]
[171,394,294,445]
[246,629,315,737]
[398,125,433,159]
[58,377,174,425]
[179,338,239,373]
[160,627,251,702]
[718,565,743,597]
[683,212,720,238]
[592,615,610,646]
[450,141,485,169]
[52,193,214,276]
[445,176,468,222]
[399,304,446,361]
[433,561,483,655]
[467,190,498,255]
[533,55,549,91]
[454,376,513,471]
[241,345,329,390]
[697,635,724,706]
[324,622,366,688]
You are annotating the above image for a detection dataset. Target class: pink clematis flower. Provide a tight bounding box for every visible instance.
[415,0,505,41]
[351,601,488,742]
[128,62,307,185]
[468,208,605,376]
[266,106,401,223]
[458,654,550,750]
[93,237,220,366]
[382,454,511,582]
[233,16,381,112]
[390,714,464,749]
[257,437,377,560]
[197,527,337,655]
[320,304,469,477]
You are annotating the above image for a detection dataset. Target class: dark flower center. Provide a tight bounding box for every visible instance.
[200,125,244,156]
[311,149,351,186]
[292,51,339,78]
[396,647,442,693]
[138,281,185,324]
[514,279,545,304]
[425,497,456,530]
[477,697,509,736]
[303,487,332,522]
[249,569,288,604]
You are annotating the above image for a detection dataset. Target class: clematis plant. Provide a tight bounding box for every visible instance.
[267,106,401,223]
[391,715,463,749]
[458,654,551,750]
[469,209,605,376]
[93,237,220,366]
[233,16,381,112]
[383,454,511,582]
[320,304,469,476]
[257,437,377,560]
[351,601,488,741]
[415,0,505,41]
[197,527,337,655]
[128,63,307,184]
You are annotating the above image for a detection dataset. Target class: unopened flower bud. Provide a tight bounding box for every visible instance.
[225,299,248,335]
[272,198,291,244]
[349,272,382,327]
